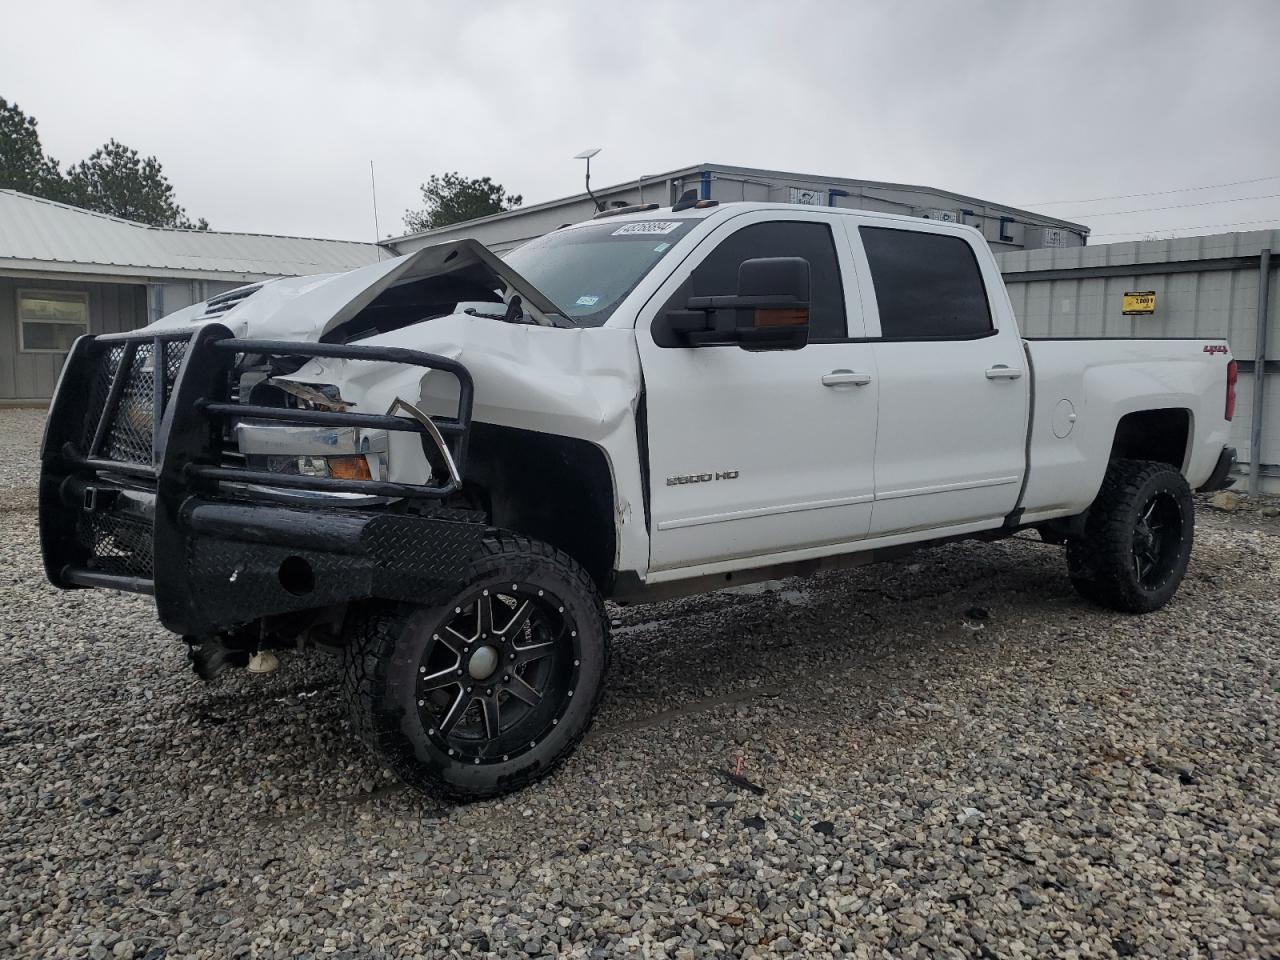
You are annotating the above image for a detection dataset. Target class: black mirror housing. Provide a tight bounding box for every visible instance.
[738,256,809,302]
[656,256,812,350]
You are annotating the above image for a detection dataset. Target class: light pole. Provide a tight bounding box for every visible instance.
[574,148,603,212]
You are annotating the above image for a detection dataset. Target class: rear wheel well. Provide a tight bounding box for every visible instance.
[459,423,616,590]
[1109,408,1190,470]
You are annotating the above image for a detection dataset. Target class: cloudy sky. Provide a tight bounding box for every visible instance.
[4,0,1279,243]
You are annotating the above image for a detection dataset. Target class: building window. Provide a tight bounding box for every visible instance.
[18,289,89,353]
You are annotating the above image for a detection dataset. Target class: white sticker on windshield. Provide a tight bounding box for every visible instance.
[575,295,600,306]
[612,221,682,236]
[653,242,671,253]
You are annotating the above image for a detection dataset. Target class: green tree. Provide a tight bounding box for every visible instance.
[404,172,522,232]
[65,139,207,229]
[0,97,65,198]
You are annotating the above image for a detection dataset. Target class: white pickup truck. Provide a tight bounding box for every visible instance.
[39,200,1238,800]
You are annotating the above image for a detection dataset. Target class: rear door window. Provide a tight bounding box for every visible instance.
[859,227,993,339]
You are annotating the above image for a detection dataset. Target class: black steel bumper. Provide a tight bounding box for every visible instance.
[39,322,485,636]
[1198,446,1238,492]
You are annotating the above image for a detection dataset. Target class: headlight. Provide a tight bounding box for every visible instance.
[262,454,373,480]
[232,379,389,483]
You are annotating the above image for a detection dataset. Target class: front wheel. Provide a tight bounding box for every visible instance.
[1066,459,1194,613]
[340,534,609,801]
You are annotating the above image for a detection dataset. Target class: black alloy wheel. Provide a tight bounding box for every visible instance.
[415,584,579,765]
[341,533,609,800]
[1130,490,1184,589]
[1067,458,1194,613]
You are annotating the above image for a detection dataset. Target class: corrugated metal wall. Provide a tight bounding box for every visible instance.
[0,276,147,401]
[997,230,1280,488]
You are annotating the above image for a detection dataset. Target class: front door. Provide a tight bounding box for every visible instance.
[637,212,879,572]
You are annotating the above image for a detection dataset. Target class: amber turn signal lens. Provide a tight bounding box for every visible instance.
[753,308,809,328]
[326,456,372,481]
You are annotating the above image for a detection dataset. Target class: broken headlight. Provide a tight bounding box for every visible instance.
[231,376,389,485]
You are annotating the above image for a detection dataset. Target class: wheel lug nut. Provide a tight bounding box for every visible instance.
[503,674,510,682]
[486,688,493,696]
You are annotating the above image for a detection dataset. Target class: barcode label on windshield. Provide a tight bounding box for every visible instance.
[612,221,682,236]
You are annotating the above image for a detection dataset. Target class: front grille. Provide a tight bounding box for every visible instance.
[82,339,191,466]
[163,339,188,403]
[70,338,195,577]
[105,343,156,464]
[77,509,154,579]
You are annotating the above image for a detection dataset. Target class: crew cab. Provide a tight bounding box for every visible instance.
[39,201,1239,800]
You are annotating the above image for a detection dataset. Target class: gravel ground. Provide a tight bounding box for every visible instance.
[2,409,1278,959]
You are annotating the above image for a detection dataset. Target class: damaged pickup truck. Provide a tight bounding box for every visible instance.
[40,201,1239,800]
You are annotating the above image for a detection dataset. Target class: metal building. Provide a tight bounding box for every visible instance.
[0,190,381,403]
[391,162,1091,255]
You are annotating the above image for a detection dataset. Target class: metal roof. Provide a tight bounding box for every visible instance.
[0,190,383,282]
[387,161,1091,246]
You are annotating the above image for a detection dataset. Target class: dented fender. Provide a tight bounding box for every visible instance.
[276,316,649,575]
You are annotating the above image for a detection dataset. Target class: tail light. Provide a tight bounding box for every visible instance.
[1226,359,1238,421]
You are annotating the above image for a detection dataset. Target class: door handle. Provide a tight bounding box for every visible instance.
[985,364,1023,380]
[821,370,873,387]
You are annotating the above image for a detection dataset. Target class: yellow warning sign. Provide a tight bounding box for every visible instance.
[1122,291,1156,315]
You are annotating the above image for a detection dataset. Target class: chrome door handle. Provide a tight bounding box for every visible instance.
[985,364,1023,380]
[822,370,873,387]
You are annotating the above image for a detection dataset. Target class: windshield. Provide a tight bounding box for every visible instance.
[503,219,696,326]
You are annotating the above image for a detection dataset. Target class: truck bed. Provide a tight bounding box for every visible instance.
[1019,337,1234,523]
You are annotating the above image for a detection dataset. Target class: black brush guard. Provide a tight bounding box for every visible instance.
[39,322,487,637]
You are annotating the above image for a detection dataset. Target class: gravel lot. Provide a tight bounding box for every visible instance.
[2,408,1278,959]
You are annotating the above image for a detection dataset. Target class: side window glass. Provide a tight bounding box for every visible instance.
[859,227,993,339]
[679,221,848,341]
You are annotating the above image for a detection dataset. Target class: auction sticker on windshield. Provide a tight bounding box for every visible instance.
[613,221,682,236]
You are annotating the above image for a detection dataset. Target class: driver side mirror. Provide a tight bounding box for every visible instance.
[662,256,811,350]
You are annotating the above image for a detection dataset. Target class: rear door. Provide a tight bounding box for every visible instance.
[637,211,879,572]
[848,222,1029,537]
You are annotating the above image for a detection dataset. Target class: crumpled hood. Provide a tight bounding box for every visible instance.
[146,238,566,341]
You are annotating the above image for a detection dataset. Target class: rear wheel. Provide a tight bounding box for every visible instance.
[1066,459,1194,613]
[341,534,608,801]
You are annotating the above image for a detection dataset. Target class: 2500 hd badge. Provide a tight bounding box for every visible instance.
[666,470,740,485]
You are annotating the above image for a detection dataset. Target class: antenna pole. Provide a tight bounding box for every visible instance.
[584,156,602,211]
[369,161,381,252]
[573,148,604,212]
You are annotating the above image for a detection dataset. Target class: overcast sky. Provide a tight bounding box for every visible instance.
[4,0,1279,244]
